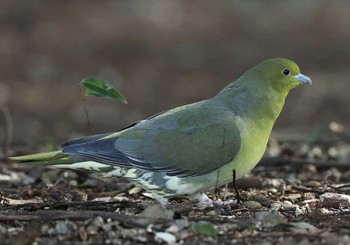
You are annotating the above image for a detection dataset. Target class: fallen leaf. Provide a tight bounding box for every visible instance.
[191,221,217,237]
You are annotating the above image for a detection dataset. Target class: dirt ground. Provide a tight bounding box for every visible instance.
[1,130,350,244]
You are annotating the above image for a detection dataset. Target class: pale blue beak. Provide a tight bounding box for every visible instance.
[294,73,312,85]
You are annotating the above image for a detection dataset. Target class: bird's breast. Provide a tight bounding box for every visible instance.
[216,116,274,184]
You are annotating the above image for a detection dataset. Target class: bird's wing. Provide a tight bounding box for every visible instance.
[63,101,241,177]
[61,132,112,147]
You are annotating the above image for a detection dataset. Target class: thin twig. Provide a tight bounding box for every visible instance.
[284,179,331,194]
[232,169,240,204]
[259,157,350,169]
[79,84,93,134]
[0,210,166,228]
[0,199,142,212]
[332,183,350,191]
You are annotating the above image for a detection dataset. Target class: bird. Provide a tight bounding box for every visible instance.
[10,58,312,205]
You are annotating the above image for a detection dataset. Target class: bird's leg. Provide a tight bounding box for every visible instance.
[211,170,240,206]
[232,169,241,204]
[223,183,229,200]
[214,183,229,200]
[214,167,221,199]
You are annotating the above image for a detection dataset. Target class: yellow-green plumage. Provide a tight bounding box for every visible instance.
[11,58,311,204]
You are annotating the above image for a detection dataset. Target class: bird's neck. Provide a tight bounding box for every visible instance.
[215,82,289,123]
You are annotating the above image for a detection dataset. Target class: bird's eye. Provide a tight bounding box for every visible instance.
[282,68,290,76]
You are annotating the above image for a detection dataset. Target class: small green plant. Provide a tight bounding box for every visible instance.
[80,78,127,103]
[79,78,127,132]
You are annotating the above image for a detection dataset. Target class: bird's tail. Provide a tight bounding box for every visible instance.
[10,151,118,174]
[9,151,82,167]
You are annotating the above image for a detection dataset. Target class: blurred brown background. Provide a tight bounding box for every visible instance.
[0,1,349,148]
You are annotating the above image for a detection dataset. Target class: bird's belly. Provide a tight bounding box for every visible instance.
[215,117,273,185]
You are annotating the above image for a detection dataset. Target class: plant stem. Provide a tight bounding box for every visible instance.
[79,84,93,134]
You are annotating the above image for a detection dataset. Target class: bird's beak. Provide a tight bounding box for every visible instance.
[294,73,312,85]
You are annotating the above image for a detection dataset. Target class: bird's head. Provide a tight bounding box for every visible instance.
[253,58,312,92]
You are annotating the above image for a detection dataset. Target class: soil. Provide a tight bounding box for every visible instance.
[1,132,350,245]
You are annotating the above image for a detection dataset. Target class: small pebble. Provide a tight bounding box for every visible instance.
[319,193,350,208]
[154,232,176,244]
[243,200,262,209]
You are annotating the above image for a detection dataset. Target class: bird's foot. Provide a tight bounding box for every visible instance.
[189,192,214,206]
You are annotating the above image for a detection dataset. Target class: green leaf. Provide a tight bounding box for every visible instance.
[80,78,127,104]
[191,221,217,237]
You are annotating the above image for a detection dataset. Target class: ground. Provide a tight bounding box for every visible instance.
[1,130,350,244]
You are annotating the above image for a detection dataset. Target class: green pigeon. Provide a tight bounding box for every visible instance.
[10,58,312,205]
